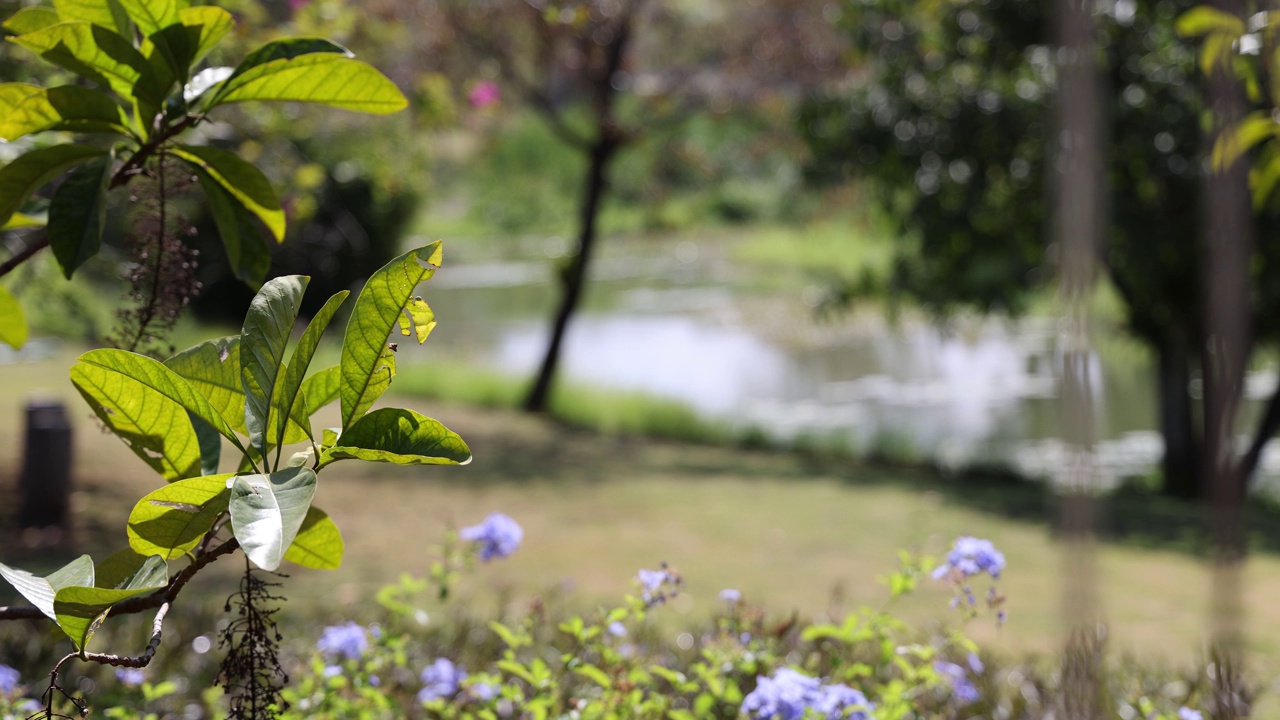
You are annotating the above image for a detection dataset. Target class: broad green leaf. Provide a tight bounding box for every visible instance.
[178,6,233,66]
[115,0,179,36]
[340,243,442,427]
[212,54,408,114]
[144,21,202,94]
[271,290,348,451]
[1176,6,1245,38]
[94,547,151,589]
[0,555,93,621]
[10,23,162,103]
[0,83,129,142]
[52,0,130,35]
[301,365,341,416]
[191,167,271,285]
[164,336,246,433]
[54,555,167,651]
[321,408,471,467]
[49,154,111,278]
[1213,112,1277,171]
[75,348,248,456]
[221,37,351,85]
[1,212,45,230]
[191,414,222,475]
[239,275,309,460]
[0,284,27,350]
[172,144,285,242]
[283,506,343,569]
[71,360,202,481]
[229,467,317,572]
[0,144,106,228]
[3,7,61,34]
[128,473,232,559]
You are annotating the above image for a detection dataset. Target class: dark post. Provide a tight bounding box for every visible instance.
[18,398,73,531]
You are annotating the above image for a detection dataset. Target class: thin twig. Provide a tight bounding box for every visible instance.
[0,230,48,278]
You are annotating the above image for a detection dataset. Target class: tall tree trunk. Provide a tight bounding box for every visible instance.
[1157,336,1201,499]
[522,139,617,413]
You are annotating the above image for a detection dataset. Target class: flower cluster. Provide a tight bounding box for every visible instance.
[418,658,467,703]
[460,513,523,562]
[316,622,369,661]
[0,665,17,695]
[741,668,873,720]
[933,536,1007,623]
[635,563,682,607]
[932,536,1005,580]
[933,653,984,705]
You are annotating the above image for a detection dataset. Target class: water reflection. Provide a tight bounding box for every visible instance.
[422,240,1278,491]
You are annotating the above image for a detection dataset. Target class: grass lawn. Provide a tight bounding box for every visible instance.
[2,348,1279,693]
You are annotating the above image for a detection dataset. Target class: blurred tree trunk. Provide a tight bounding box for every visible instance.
[523,138,619,412]
[1156,335,1201,498]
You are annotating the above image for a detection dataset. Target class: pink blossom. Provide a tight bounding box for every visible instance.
[468,81,501,108]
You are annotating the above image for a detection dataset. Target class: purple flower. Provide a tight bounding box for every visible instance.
[967,653,984,675]
[460,513,523,561]
[933,536,1006,580]
[0,664,18,694]
[742,668,821,720]
[115,668,145,687]
[470,681,498,702]
[934,661,979,705]
[813,683,872,719]
[322,666,343,679]
[720,588,742,604]
[317,622,368,661]
[419,658,466,703]
[1178,709,1204,720]
[608,621,628,638]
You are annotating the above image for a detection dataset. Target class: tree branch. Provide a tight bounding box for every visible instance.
[0,538,240,623]
[0,230,49,279]
[1238,375,1280,489]
[0,113,201,279]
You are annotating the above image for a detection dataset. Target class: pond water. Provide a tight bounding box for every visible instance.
[416,234,1280,492]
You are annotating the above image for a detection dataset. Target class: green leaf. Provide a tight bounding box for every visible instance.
[3,7,61,34]
[239,275,309,461]
[128,473,232,559]
[144,21,201,94]
[300,364,341,416]
[0,283,27,350]
[94,547,151,589]
[54,555,167,651]
[271,290,348,450]
[1,212,45,230]
[283,506,343,569]
[178,6,233,66]
[211,53,408,114]
[0,83,129,142]
[1213,111,1278,171]
[1176,6,1245,38]
[340,243,442,427]
[164,336,246,434]
[172,144,285,242]
[229,467,317,572]
[74,348,249,457]
[191,414,222,475]
[71,358,203,481]
[0,144,106,229]
[221,37,351,84]
[114,0,179,36]
[52,0,130,35]
[574,665,612,689]
[48,153,111,278]
[10,22,162,103]
[191,167,271,286]
[0,555,93,621]
[321,408,471,467]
